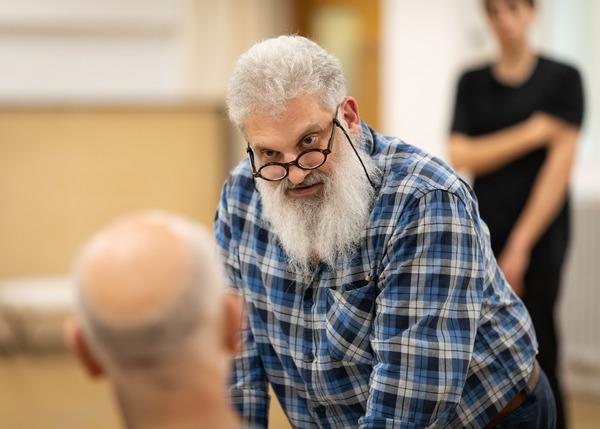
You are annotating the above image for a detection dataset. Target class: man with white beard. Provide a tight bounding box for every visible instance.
[215,35,555,428]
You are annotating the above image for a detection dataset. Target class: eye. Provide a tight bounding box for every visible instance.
[488,6,499,17]
[302,136,317,146]
[262,150,277,158]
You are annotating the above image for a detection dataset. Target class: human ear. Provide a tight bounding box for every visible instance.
[339,96,362,136]
[222,291,245,356]
[63,316,104,378]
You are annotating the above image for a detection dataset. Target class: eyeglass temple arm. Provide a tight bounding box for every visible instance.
[246,146,262,178]
[333,119,377,189]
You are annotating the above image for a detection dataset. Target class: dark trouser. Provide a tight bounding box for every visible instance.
[523,218,568,429]
[523,276,565,429]
[495,368,556,428]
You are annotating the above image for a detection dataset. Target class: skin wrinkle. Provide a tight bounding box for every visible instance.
[250,122,325,157]
[79,278,202,368]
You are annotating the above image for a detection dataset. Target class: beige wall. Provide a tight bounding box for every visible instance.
[0,107,229,277]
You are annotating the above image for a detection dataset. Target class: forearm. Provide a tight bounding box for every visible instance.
[449,113,560,176]
[505,127,579,253]
[449,127,538,177]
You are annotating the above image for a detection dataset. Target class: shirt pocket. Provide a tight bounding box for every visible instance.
[325,285,375,365]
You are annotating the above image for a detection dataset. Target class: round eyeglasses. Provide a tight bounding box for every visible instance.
[246,114,377,188]
[246,118,337,182]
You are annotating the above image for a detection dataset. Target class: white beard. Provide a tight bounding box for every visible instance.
[256,132,381,281]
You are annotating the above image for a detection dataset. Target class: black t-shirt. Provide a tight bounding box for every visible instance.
[450,56,584,258]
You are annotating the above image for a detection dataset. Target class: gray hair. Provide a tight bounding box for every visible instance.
[227,35,347,132]
[73,211,222,369]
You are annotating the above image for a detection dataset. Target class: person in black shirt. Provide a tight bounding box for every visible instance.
[448,1,584,428]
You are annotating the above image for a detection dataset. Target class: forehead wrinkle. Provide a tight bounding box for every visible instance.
[245,95,333,150]
[249,122,326,152]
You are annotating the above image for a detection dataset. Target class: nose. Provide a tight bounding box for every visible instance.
[496,11,511,26]
[287,164,311,185]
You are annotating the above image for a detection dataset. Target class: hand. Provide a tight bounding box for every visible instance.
[497,240,531,298]
[526,112,566,146]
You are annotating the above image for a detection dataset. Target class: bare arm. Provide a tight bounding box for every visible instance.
[497,124,579,295]
[449,112,564,176]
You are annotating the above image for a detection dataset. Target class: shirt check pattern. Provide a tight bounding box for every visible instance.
[214,123,538,428]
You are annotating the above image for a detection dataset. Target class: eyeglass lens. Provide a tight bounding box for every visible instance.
[260,151,326,180]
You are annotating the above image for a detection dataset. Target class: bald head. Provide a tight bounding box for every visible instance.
[79,214,192,324]
[73,211,223,368]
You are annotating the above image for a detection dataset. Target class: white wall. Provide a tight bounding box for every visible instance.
[182,0,294,105]
[0,0,186,105]
[381,0,481,160]
[0,0,293,106]
[543,0,600,198]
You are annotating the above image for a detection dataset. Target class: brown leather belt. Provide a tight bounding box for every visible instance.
[483,360,541,429]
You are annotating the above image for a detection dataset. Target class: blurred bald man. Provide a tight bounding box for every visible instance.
[64,211,245,429]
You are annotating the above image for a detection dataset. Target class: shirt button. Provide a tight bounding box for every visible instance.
[304,352,314,362]
[315,405,326,416]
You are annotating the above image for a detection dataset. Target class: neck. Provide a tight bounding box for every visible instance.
[494,41,536,86]
[113,367,242,429]
[311,253,320,270]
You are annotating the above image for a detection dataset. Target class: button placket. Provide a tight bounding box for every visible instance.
[302,285,315,364]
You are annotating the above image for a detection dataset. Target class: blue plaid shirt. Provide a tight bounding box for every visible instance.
[215,122,537,428]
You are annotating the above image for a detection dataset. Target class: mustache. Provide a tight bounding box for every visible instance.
[279,171,327,191]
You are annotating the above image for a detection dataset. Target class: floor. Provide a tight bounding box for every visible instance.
[1,353,599,428]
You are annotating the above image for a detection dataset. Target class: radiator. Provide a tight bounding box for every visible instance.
[558,196,600,371]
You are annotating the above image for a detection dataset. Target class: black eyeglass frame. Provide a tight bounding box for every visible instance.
[246,116,338,182]
[246,114,377,188]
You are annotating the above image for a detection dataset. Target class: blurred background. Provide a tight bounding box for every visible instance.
[0,0,598,427]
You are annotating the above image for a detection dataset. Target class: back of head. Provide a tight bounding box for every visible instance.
[227,35,347,132]
[72,211,222,373]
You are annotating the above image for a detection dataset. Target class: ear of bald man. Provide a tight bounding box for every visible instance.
[63,316,104,378]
